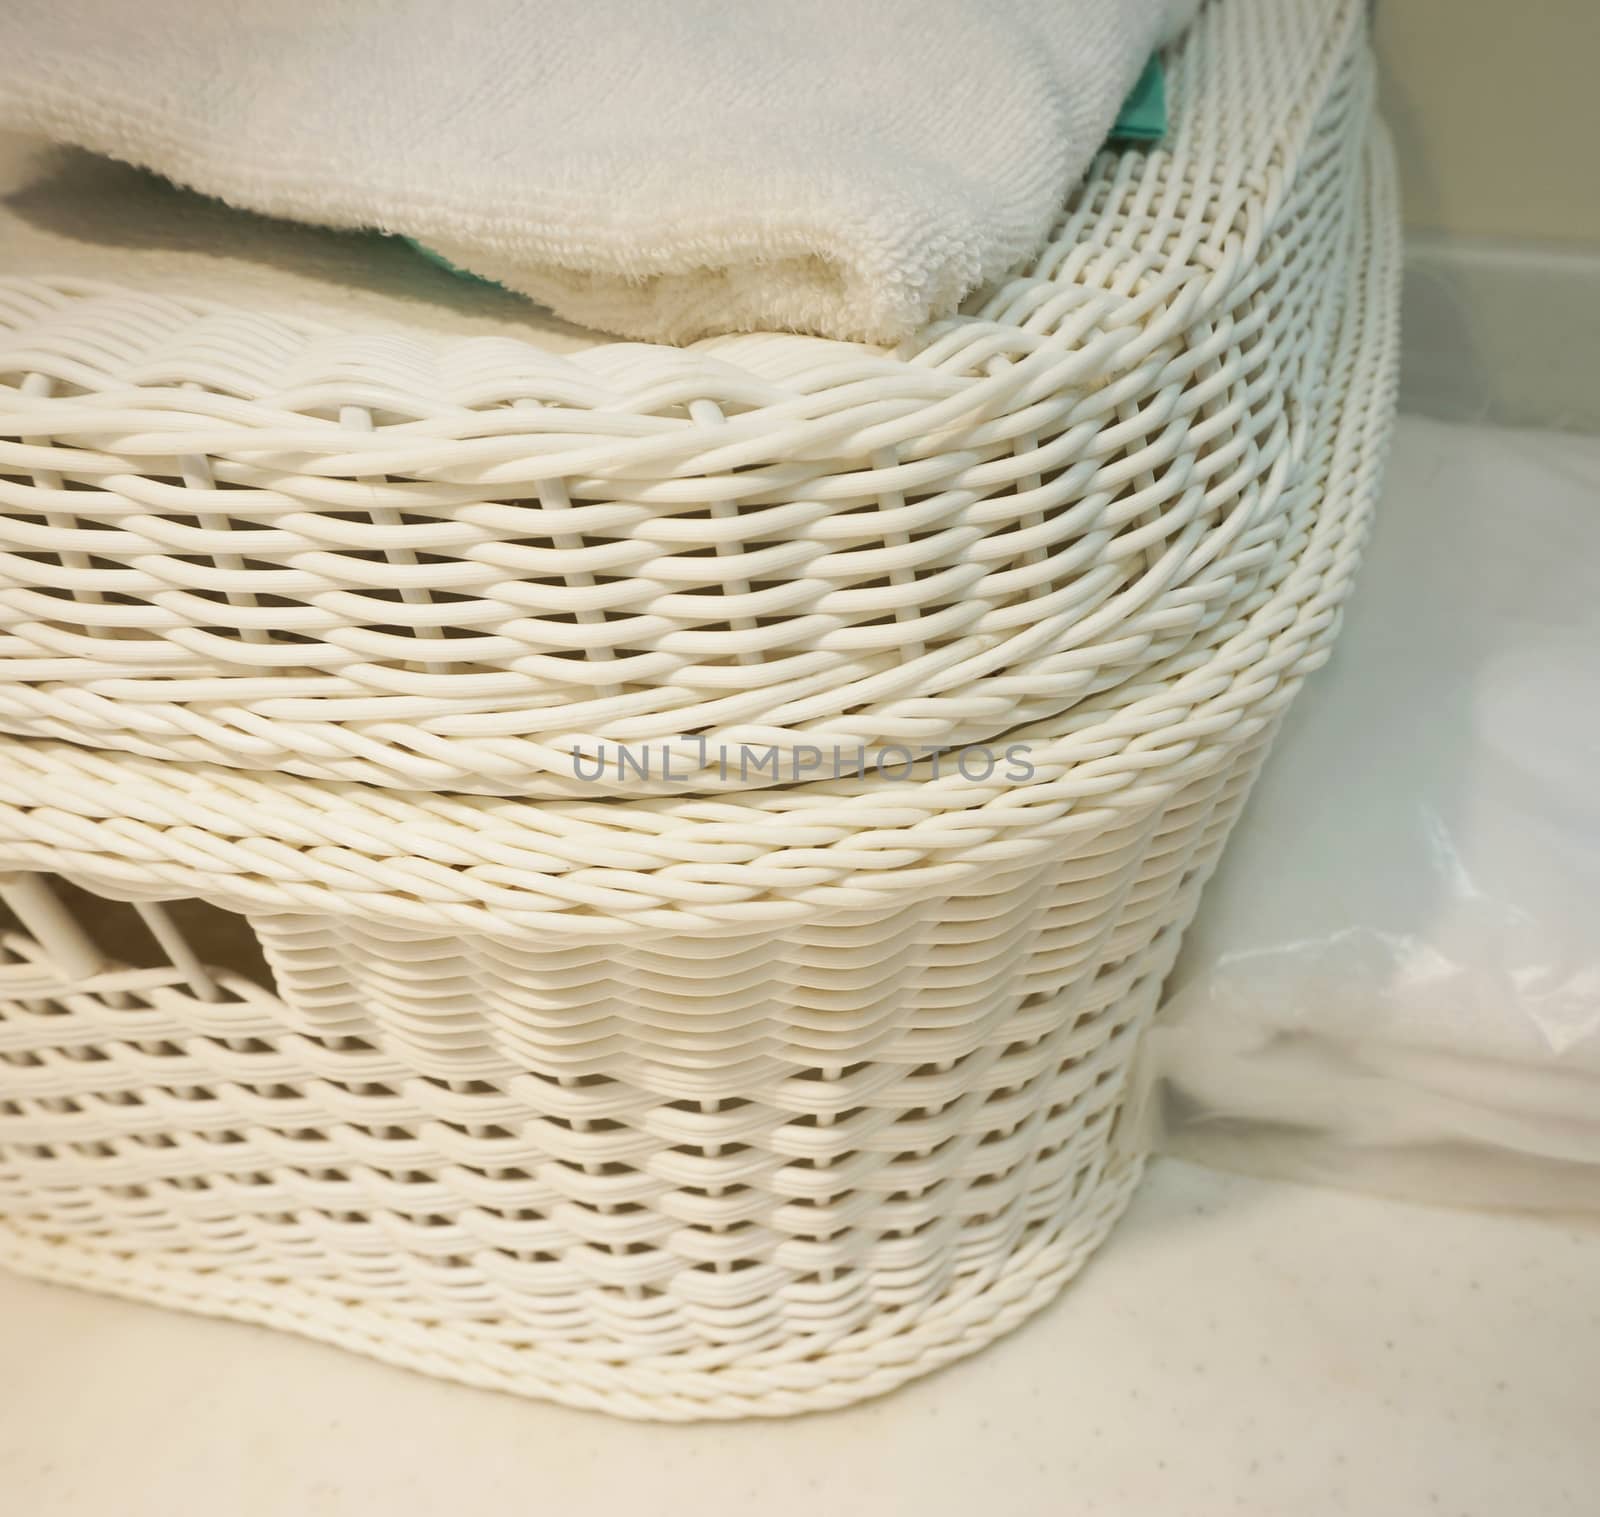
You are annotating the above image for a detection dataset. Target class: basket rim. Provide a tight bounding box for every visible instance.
[0,0,1366,466]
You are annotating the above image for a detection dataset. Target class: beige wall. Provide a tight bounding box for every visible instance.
[1377,0,1600,244]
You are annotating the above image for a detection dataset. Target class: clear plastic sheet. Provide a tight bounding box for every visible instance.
[1132,417,1600,1212]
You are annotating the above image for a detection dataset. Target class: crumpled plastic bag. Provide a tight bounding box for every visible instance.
[1132,417,1600,1212]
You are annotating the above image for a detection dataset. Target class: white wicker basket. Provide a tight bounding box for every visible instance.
[0,0,1398,1420]
[2,0,1371,798]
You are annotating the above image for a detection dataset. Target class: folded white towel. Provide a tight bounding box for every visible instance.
[0,0,1197,344]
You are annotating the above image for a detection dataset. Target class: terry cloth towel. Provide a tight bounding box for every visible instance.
[0,0,1199,345]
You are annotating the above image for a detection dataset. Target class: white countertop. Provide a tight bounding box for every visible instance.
[4,1159,1595,1516]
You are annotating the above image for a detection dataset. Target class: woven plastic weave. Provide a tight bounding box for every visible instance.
[3,0,1374,798]
[0,0,1397,1419]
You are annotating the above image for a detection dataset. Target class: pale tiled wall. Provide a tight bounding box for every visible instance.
[1376,0,1600,245]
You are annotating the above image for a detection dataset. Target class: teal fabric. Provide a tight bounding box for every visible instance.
[1110,55,1166,142]
[402,236,502,288]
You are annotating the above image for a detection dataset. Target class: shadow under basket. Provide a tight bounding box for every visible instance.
[0,730,1263,1419]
